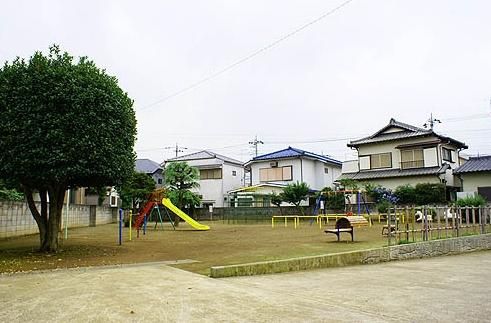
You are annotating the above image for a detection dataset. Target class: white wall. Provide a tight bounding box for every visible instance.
[342,160,359,173]
[250,158,340,191]
[250,159,301,185]
[169,158,245,208]
[357,136,443,170]
[461,173,491,193]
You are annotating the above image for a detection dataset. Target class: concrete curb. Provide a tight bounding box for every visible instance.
[210,233,491,278]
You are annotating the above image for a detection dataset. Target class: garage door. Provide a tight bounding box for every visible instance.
[477,187,491,202]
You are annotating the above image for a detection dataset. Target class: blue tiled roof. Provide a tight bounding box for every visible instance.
[250,147,341,166]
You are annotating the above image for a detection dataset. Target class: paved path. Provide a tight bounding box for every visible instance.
[1,251,490,322]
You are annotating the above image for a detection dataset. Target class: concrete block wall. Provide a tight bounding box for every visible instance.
[0,201,114,239]
[210,233,491,278]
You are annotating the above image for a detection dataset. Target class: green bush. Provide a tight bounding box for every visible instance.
[377,200,391,213]
[455,195,487,207]
[394,184,417,205]
[414,183,446,205]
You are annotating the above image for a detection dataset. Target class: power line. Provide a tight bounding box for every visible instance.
[139,0,354,111]
[164,143,188,157]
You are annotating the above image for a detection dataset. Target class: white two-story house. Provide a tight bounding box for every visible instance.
[229,147,342,207]
[164,151,245,208]
[341,118,468,195]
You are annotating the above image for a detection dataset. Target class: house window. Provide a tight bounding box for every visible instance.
[259,166,293,182]
[200,168,222,180]
[400,149,424,169]
[324,168,329,174]
[370,153,391,169]
[232,170,237,176]
[157,178,162,184]
[442,148,453,162]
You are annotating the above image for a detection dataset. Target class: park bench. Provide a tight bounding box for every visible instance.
[324,216,368,241]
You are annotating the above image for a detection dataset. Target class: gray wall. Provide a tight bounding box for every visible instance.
[0,201,114,239]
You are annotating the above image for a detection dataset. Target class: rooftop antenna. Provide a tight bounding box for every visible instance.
[423,113,441,130]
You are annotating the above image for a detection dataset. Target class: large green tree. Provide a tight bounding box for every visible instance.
[0,46,136,252]
[118,171,156,212]
[164,161,201,226]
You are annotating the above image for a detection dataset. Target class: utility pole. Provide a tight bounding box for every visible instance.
[165,143,187,157]
[423,113,441,130]
[249,135,264,157]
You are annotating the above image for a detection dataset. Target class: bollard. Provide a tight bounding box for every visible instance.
[118,208,123,245]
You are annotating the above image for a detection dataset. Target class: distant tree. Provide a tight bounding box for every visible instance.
[118,171,156,212]
[282,182,310,215]
[269,192,284,215]
[164,162,201,226]
[0,45,136,252]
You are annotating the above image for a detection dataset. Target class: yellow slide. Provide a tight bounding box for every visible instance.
[162,198,210,230]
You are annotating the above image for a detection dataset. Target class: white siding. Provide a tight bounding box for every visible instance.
[250,158,340,191]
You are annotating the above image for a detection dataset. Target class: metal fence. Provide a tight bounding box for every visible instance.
[385,206,491,246]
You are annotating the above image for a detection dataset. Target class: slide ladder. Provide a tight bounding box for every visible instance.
[134,201,156,230]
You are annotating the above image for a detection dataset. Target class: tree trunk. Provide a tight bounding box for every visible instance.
[173,214,181,227]
[24,185,67,253]
[45,186,67,252]
[25,187,49,251]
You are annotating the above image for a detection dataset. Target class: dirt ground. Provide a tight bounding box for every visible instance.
[0,219,394,275]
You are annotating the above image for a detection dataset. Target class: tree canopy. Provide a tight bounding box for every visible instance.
[164,161,201,226]
[282,182,310,215]
[118,171,156,211]
[0,45,136,251]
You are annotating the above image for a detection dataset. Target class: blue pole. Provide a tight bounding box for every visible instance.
[118,208,123,245]
[143,215,147,235]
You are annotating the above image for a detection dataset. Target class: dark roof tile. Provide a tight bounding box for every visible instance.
[341,165,449,180]
[454,156,491,174]
[248,147,341,166]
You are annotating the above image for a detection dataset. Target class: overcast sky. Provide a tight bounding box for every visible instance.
[1,0,490,163]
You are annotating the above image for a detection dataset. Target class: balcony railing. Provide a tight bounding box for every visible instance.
[400,160,424,169]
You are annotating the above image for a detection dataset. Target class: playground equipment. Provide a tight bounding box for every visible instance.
[133,189,209,235]
[162,198,210,230]
[271,190,373,230]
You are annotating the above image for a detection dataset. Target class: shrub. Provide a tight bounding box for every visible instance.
[414,183,446,205]
[394,184,417,205]
[377,200,391,213]
[455,195,487,207]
